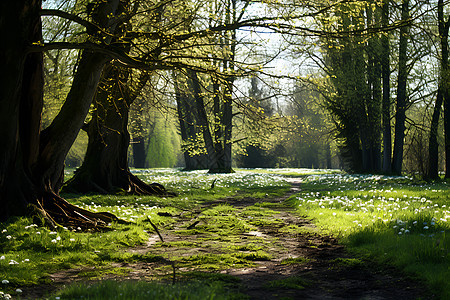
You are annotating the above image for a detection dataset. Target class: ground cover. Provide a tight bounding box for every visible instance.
[287,172,449,299]
[0,168,447,299]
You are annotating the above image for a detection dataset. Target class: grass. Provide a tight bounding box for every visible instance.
[264,276,309,290]
[287,172,449,299]
[0,169,290,298]
[51,279,246,300]
[0,168,448,299]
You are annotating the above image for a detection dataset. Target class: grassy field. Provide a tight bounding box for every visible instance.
[0,168,448,299]
[285,171,450,299]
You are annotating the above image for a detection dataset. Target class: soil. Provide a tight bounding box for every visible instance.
[21,179,434,299]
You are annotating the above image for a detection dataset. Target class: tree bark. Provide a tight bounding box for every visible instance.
[174,73,209,170]
[428,89,443,179]
[381,0,392,173]
[0,1,121,227]
[189,70,220,170]
[437,0,450,179]
[392,0,409,175]
[132,136,147,168]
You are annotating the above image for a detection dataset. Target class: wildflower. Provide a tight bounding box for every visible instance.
[49,231,57,235]
[423,226,429,230]
[51,239,57,243]
[0,256,5,260]
[69,238,75,242]
[15,289,22,293]
[5,236,11,240]
[2,280,9,284]
[1,230,6,233]
[8,260,19,265]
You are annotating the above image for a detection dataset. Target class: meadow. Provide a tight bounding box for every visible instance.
[0,168,448,299]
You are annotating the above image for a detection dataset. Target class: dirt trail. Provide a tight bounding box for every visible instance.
[218,179,430,299]
[22,179,432,299]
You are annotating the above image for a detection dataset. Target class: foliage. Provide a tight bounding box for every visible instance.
[145,113,182,168]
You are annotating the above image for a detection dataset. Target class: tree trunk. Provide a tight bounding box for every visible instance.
[132,136,147,168]
[392,0,409,175]
[0,1,121,228]
[0,0,43,219]
[437,0,450,179]
[188,70,220,170]
[366,2,382,173]
[428,89,443,179]
[174,71,209,170]
[381,0,392,173]
[64,65,170,195]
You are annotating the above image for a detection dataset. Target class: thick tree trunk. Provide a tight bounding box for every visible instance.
[38,51,109,192]
[0,1,120,228]
[64,65,170,195]
[392,0,409,175]
[0,1,42,219]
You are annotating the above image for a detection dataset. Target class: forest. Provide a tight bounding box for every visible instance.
[0,0,449,299]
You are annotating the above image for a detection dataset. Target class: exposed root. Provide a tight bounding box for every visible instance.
[30,192,128,231]
[126,173,176,196]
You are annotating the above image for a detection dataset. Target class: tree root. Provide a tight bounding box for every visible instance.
[30,191,128,231]
[126,173,176,197]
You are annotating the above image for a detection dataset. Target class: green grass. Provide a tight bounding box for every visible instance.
[287,173,449,299]
[51,279,246,300]
[0,169,290,298]
[1,168,448,299]
[280,256,310,265]
[264,276,309,290]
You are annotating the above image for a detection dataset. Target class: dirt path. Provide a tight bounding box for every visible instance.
[22,179,432,299]
[219,179,430,299]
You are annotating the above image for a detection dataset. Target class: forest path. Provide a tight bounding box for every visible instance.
[22,178,431,299]
[213,178,430,299]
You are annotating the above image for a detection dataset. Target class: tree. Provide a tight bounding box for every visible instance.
[381,0,392,173]
[174,71,210,170]
[0,0,123,226]
[392,0,410,175]
[318,2,383,172]
[63,65,170,195]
